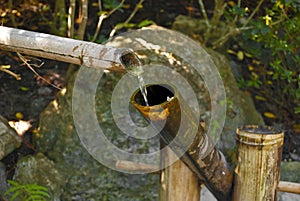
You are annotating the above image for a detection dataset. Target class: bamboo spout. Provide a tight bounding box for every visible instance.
[131,84,233,201]
[0,26,140,72]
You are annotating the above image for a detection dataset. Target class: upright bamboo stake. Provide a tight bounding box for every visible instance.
[233,125,284,201]
[159,147,201,201]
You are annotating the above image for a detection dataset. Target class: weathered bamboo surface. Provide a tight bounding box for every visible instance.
[233,125,284,201]
[115,160,159,173]
[131,84,233,201]
[160,147,201,201]
[278,181,300,194]
[0,26,136,72]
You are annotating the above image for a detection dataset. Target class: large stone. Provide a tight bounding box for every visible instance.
[0,115,21,160]
[103,25,264,161]
[13,153,64,200]
[280,161,300,183]
[32,72,158,200]
[0,162,8,196]
[172,15,230,47]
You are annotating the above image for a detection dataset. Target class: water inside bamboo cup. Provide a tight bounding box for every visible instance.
[236,125,284,146]
[132,84,175,106]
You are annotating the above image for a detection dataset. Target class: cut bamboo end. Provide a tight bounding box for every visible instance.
[233,125,284,201]
[236,125,284,146]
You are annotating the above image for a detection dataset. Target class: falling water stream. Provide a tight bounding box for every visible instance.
[137,75,149,106]
[120,50,149,106]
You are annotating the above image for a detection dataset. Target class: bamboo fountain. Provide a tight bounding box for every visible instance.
[1,25,298,201]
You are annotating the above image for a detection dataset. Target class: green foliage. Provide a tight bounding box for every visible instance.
[229,4,246,17]
[137,19,155,28]
[103,0,124,11]
[4,180,50,201]
[115,19,154,30]
[232,0,300,119]
[90,0,151,43]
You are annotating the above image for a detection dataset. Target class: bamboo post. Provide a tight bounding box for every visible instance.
[159,146,201,201]
[131,84,233,201]
[115,155,201,201]
[0,26,140,72]
[233,125,284,201]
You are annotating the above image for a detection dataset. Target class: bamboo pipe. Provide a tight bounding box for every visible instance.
[0,26,140,72]
[233,125,284,201]
[131,84,233,201]
[278,181,300,194]
[115,160,159,173]
[115,160,300,195]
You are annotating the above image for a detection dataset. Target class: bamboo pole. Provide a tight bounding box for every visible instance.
[278,181,300,194]
[115,160,158,173]
[0,26,140,72]
[159,146,201,201]
[233,125,284,201]
[131,84,233,201]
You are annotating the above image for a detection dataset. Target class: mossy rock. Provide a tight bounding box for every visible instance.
[0,115,21,160]
[33,73,158,200]
[104,25,264,161]
[13,153,64,200]
[280,161,300,183]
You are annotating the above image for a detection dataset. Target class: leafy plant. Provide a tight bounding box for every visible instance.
[4,180,50,201]
[235,0,300,119]
[103,0,124,11]
[218,1,300,161]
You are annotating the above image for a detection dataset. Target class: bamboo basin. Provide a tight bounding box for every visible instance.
[233,125,284,201]
[131,84,233,201]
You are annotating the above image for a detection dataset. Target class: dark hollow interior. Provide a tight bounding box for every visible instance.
[134,84,174,106]
[120,51,140,70]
